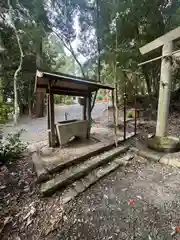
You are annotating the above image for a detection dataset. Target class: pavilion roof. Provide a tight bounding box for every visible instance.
[35,70,114,97]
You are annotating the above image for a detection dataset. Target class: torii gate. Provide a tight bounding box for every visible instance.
[139,27,180,137]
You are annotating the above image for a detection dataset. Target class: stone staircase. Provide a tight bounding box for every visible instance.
[39,145,135,202]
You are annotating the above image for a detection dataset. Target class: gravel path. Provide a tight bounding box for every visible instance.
[1,154,180,240]
[57,160,180,240]
[1,110,180,239]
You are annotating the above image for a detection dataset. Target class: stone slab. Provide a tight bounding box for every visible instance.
[41,133,135,175]
[114,153,135,165]
[72,180,86,193]
[32,153,49,183]
[61,187,78,204]
[44,141,114,174]
[96,162,118,178]
[130,147,139,154]
[131,143,180,168]
[40,145,129,196]
[130,143,164,162]
[138,149,163,162]
[160,152,180,168]
[59,153,135,204]
[81,173,98,188]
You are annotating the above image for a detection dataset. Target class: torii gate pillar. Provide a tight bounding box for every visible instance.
[139,27,180,137]
[156,42,173,137]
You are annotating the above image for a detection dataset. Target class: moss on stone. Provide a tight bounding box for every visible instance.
[148,136,180,153]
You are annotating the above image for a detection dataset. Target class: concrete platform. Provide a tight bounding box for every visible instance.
[32,129,135,183]
[41,138,111,174]
[131,141,180,168]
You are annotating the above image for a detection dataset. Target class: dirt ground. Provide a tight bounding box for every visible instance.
[58,161,180,240]
[1,112,180,240]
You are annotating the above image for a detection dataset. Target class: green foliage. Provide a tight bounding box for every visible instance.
[0,129,27,165]
[1,0,180,119]
[127,111,133,119]
[82,0,180,98]
[54,95,63,104]
[97,95,103,100]
[54,95,73,105]
[0,102,13,124]
[65,99,73,105]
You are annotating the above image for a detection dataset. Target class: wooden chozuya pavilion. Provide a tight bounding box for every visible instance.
[35,70,116,148]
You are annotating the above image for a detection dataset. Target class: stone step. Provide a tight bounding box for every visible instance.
[130,145,164,162]
[45,132,135,174]
[40,145,129,196]
[59,152,135,204]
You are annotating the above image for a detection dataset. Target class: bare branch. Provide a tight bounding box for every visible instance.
[53,30,85,78]
[68,41,86,77]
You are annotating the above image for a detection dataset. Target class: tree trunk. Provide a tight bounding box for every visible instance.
[96,0,101,83]
[13,75,19,124]
[35,36,45,118]
[28,99,32,117]
[142,68,151,94]
[28,76,33,117]
[8,0,24,125]
[114,18,118,126]
[90,0,101,112]
[113,63,118,127]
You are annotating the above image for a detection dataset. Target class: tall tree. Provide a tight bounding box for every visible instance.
[7,0,24,124]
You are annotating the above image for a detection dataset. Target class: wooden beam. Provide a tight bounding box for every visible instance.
[83,97,87,120]
[48,81,56,147]
[51,90,89,97]
[36,71,114,91]
[138,54,164,67]
[140,26,180,55]
[37,85,90,97]
[87,95,91,139]
[112,90,118,147]
[138,49,180,66]
[122,69,142,75]
[123,93,127,141]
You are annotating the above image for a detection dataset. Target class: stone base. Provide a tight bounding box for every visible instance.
[148,136,180,153]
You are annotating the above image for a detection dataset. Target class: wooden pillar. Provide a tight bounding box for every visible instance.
[83,97,87,120]
[156,42,173,137]
[87,94,91,139]
[123,96,126,140]
[133,73,137,135]
[47,94,51,147]
[48,81,56,147]
[112,90,118,146]
[35,92,45,118]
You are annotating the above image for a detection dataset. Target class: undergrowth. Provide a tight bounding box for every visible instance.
[0,129,27,166]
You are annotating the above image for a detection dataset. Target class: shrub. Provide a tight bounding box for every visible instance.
[127,111,133,118]
[97,95,103,100]
[0,102,13,124]
[54,95,63,104]
[0,129,27,166]
[65,99,73,105]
